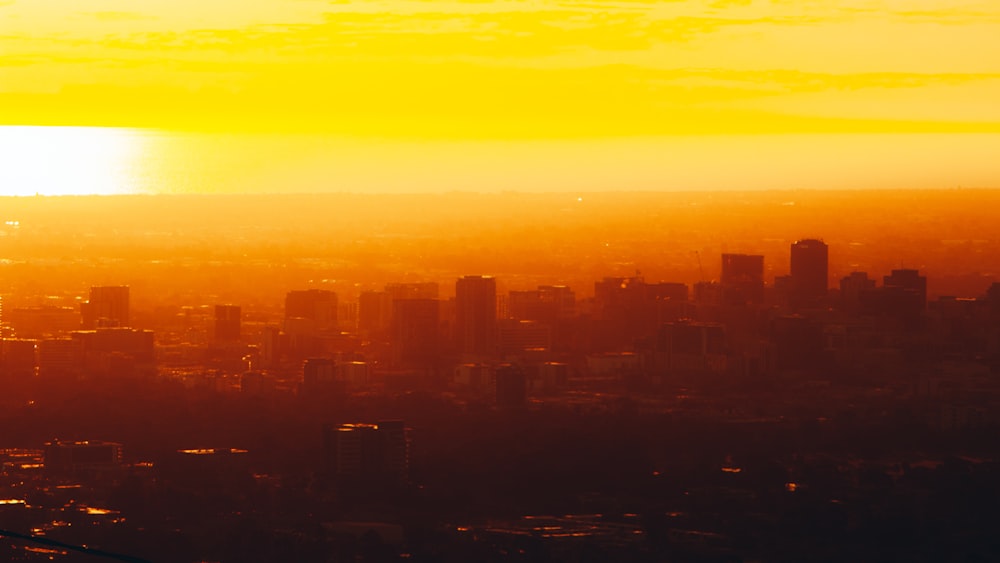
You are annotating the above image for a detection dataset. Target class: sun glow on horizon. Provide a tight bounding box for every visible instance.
[0,126,145,196]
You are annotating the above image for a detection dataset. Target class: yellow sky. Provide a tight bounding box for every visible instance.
[2,0,1000,137]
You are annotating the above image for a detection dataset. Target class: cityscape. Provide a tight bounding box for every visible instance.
[3,0,1000,560]
[1,191,998,561]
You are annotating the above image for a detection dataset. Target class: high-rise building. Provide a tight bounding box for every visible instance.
[391,298,440,368]
[508,285,576,322]
[359,283,439,336]
[455,275,497,358]
[302,357,338,395]
[720,254,764,304]
[285,289,338,331]
[81,286,130,329]
[214,305,241,342]
[324,420,409,487]
[840,271,876,312]
[656,321,727,375]
[884,269,927,309]
[358,290,393,335]
[790,239,829,300]
[1,339,37,379]
[37,338,82,378]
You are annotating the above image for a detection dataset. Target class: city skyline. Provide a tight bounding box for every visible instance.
[2,1,999,560]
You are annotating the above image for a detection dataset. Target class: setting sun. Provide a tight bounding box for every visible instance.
[0,126,142,196]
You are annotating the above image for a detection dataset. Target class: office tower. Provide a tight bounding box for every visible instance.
[325,420,409,487]
[884,269,927,309]
[840,271,876,312]
[497,319,552,355]
[1,339,37,379]
[285,289,338,331]
[302,357,338,395]
[508,285,576,322]
[721,254,765,304]
[391,298,440,368]
[70,327,155,377]
[81,286,130,329]
[214,304,241,342]
[359,283,439,336]
[358,291,392,335]
[37,338,82,378]
[790,239,829,300]
[6,306,80,338]
[657,321,727,375]
[455,275,497,358]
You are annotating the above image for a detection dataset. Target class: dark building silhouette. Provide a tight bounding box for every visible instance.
[508,285,576,322]
[455,275,497,358]
[721,254,764,304]
[359,283,439,336]
[81,286,129,329]
[656,321,727,376]
[302,357,340,396]
[592,277,690,350]
[840,271,876,312]
[285,289,338,330]
[1,338,37,379]
[391,298,440,368]
[884,268,927,309]
[790,239,829,300]
[357,290,392,335]
[214,304,241,342]
[71,327,155,377]
[44,440,122,475]
[323,420,409,489]
[37,338,82,378]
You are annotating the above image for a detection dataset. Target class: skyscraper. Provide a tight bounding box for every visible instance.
[790,239,829,300]
[285,289,338,331]
[81,286,130,329]
[214,304,241,342]
[391,298,440,367]
[720,254,764,304]
[884,269,927,309]
[455,275,497,358]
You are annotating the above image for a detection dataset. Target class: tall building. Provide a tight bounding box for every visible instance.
[720,254,764,304]
[455,275,497,358]
[884,269,927,309]
[790,239,829,300]
[285,289,338,331]
[214,305,241,342]
[359,283,439,336]
[508,285,576,322]
[391,298,440,368]
[37,338,82,378]
[840,271,876,312]
[302,357,339,395]
[1,339,37,379]
[324,420,409,488]
[81,286,130,329]
[656,321,727,375]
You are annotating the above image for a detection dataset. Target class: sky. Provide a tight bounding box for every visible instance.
[2,0,999,137]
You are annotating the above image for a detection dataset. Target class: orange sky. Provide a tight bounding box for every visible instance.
[2,0,999,137]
